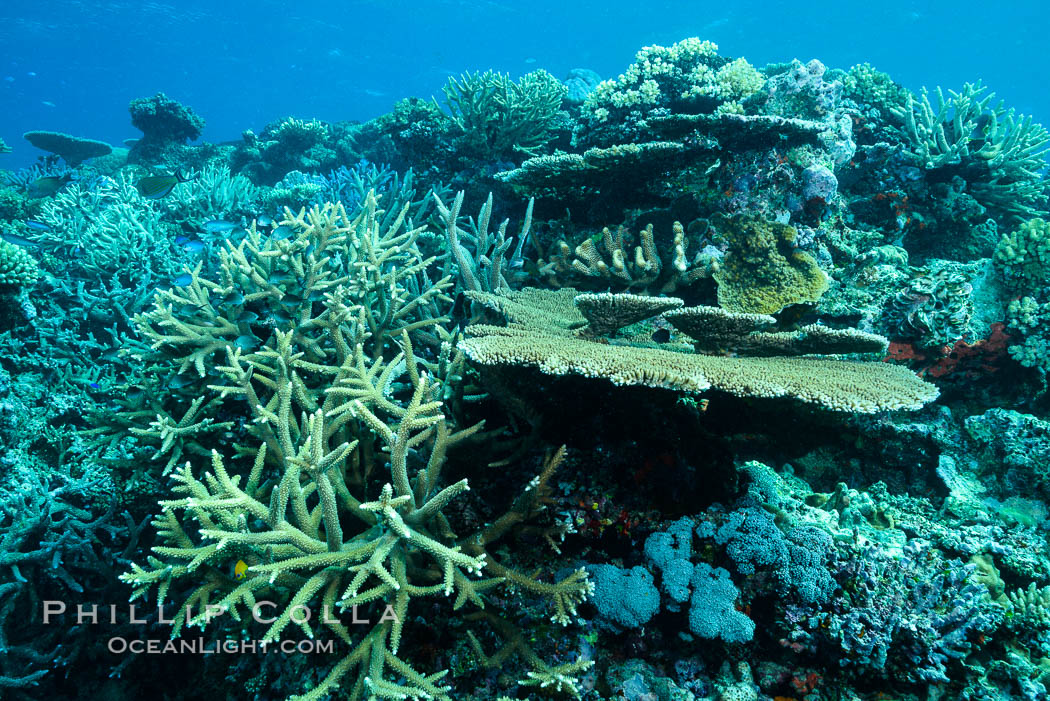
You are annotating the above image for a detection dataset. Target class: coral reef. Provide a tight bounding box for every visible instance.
[2,31,1049,701]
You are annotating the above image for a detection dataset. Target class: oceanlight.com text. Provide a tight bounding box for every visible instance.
[106,637,336,655]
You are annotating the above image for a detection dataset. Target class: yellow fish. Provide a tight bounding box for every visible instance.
[234,560,249,580]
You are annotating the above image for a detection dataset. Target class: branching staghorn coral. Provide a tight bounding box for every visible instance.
[123,350,592,699]
[88,194,457,475]
[441,69,567,158]
[433,190,533,293]
[103,194,590,698]
[164,162,257,226]
[34,170,188,288]
[892,81,1050,217]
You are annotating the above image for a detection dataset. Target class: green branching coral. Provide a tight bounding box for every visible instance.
[124,358,591,699]
[111,198,593,699]
[892,81,1050,217]
[576,38,764,147]
[994,217,1050,292]
[34,170,186,291]
[441,69,567,158]
[0,239,40,290]
[711,215,829,314]
[165,162,257,226]
[433,190,533,293]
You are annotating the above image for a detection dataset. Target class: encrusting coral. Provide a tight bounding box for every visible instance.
[711,215,829,314]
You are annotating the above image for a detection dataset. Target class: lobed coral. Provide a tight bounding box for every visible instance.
[0,240,39,290]
[994,217,1050,291]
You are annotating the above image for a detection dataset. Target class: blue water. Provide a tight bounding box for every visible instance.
[1,0,1047,168]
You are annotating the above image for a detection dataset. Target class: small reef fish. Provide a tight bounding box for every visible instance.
[136,170,193,200]
[204,220,237,234]
[24,220,50,231]
[27,174,72,198]
[255,215,273,228]
[169,374,196,389]
[234,560,248,581]
[172,273,195,287]
[272,225,294,239]
[234,335,259,350]
[1,232,38,247]
[182,240,206,253]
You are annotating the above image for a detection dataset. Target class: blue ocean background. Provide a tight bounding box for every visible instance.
[1,0,1047,169]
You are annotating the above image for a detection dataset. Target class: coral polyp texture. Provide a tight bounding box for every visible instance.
[3,27,1050,701]
[459,288,936,413]
[0,239,40,289]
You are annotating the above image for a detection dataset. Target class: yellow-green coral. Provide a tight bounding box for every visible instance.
[0,239,40,289]
[994,218,1050,291]
[711,215,829,314]
[113,199,593,700]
